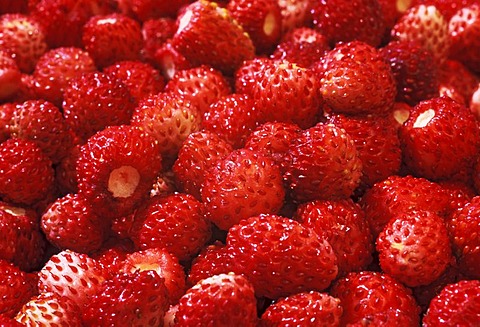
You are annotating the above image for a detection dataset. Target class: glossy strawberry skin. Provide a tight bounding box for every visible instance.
[438,60,479,107]
[411,0,479,20]
[118,0,191,21]
[140,17,177,63]
[0,51,21,101]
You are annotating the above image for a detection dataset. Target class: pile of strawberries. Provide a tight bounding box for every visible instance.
[1,0,480,325]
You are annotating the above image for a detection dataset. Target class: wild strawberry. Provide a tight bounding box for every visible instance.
[55,144,80,195]
[153,41,193,80]
[173,131,233,200]
[284,122,362,202]
[174,273,258,327]
[261,291,343,327]
[187,242,234,287]
[38,250,108,309]
[90,237,134,274]
[234,56,274,94]
[311,0,386,47]
[277,0,313,33]
[201,148,285,230]
[423,280,480,326]
[377,0,403,30]
[227,0,283,54]
[412,0,479,21]
[62,71,135,142]
[82,13,143,69]
[438,60,479,107]
[0,103,14,144]
[472,83,480,120]
[330,271,421,326]
[164,65,232,115]
[118,0,191,20]
[399,96,480,182]
[449,3,480,74]
[149,170,177,198]
[0,13,47,73]
[15,292,82,327]
[0,51,21,101]
[32,47,97,107]
[130,193,212,262]
[170,0,255,75]
[82,270,169,326]
[0,138,54,206]
[77,125,163,219]
[295,199,374,276]
[141,17,177,63]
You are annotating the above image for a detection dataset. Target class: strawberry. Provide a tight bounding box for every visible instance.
[201,148,286,230]
[438,60,479,107]
[449,3,480,74]
[0,138,54,206]
[311,0,386,47]
[472,83,480,120]
[227,0,283,54]
[90,237,135,274]
[277,0,313,34]
[260,291,343,327]
[170,0,255,75]
[174,273,258,327]
[411,0,479,21]
[153,41,193,80]
[82,13,143,69]
[377,0,403,30]
[76,125,163,219]
[423,280,480,326]
[173,131,233,200]
[330,271,421,326]
[318,41,397,116]
[0,0,28,15]
[0,259,37,318]
[40,193,107,254]
[62,71,135,142]
[398,96,480,182]
[130,193,212,262]
[283,122,362,203]
[0,314,23,327]
[55,144,80,195]
[0,51,21,101]
[234,56,274,94]
[82,270,169,326]
[0,13,47,73]
[32,47,96,107]
[295,199,374,276]
[118,0,191,21]
[225,214,338,299]
[164,65,232,115]
[15,292,82,327]
[141,17,177,63]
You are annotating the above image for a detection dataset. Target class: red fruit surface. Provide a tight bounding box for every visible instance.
[438,60,479,107]
[277,0,313,34]
[118,0,191,21]
[140,17,177,63]
[234,56,274,94]
[411,0,479,20]
[187,242,234,287]
[152,41,193,80]
[0,51,21,101]
[54,144,80,195]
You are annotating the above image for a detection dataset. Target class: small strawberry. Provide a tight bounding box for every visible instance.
[174,273,258,327]
[0,51,21,101]
[260,291,343,327]
[153,41,193,80]
[234,56,274,94]
[201,148,286,230]
[277,0,313,34]
[412,0,479,21]
[118,0,191,20]
[141,17,177,64]
[90,237,135,274]
[438,60,479,107]
[423,280,480,326]
[187,242,234,287]
[377,0,403,30]
[55,144,80,195]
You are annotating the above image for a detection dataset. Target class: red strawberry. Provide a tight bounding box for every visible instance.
[117,0,191,21]
[295,199,374,276]
[318,41,397,116]
[82,13,143,69]
[76,125,163,219]
[174,273,258,327]
[0,51,21,101]
[411,0,479,21]
[90,237,135,274]
[55,144,80,195]
[0,138,54,206]
[438,60,479,107]
[377,0,403,30]
[234,56,274,94]
[0,314,23,326]
[330,271,421,326]
[472,83,480,120]
[227,0,283,54]
[153,41,193,80]
[141,17,177,63]
[0,103,14,144]
[62,71,135,142]
[0,0,28,15]
[277,0,313,34]
[423,280,480,326]
[201,148,286,230]
[311,0,386,47]
[283,122,362,202]
[170,0,255,75]
[399,96,480,182]
[173,131,233,200]
[260,291,343,327]
[0,13,47,73]
[187,242,234,287]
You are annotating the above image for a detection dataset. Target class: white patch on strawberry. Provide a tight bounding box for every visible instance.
[177,9,193,35]
[413,109,435,128]
[108,165,141,198]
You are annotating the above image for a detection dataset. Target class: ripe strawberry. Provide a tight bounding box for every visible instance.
[174,273,258,327]
[55,144,80,195]
[318,41,397,116]
[82,13,143,69]
[412,0,479,21]
[173,131,233,199]
[0,138,54,206]
[0,51,21,101]
[277,0,313,33]
[170,0,255,75]
[32,47,97,107]
[153,41,193,80]
[423,280,480,326]
[201,148,285,230]
[295,199,374,276]
[38,250,108,309]
[117,0,191,21]
[225,214,338,299]
[130,193,212,262]
[90,237,135,274]
[377,0,403,30]
[284,122,362,202]
[15,292,82,327]
[83,270,169,326]
[311,0,386,47]
[399,96,480,182]
[261,291,343,327]
[0,103,14,144]
[234,56,274,94]
[449,3,480,74]
[227,0,283,54]
[438,60,479,107]
[330,271,421,326]
[76,125,163,219]
[0,13,47,73]
[62,71,135,142]
[164,65,232,115]
[141,17,177,63]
